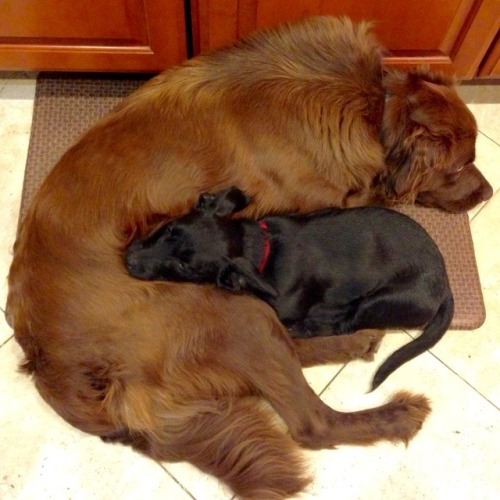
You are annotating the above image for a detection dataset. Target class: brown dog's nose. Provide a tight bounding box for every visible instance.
[482,183,493,201]
[4,308,13,328]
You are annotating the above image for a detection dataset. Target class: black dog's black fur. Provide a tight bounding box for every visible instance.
[126,187,454,389]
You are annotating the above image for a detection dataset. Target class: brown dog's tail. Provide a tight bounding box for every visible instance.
[371,293,454,391]
[125,396,311,500]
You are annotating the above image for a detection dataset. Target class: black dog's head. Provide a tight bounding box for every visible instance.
[126,186,278,297]
[126,187,250,282]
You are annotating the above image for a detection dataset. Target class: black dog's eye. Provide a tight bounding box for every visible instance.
[165,225,178,237]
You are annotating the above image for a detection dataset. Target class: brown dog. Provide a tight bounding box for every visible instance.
[6,16,491,499]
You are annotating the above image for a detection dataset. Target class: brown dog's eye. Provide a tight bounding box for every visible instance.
[453,162,470,175]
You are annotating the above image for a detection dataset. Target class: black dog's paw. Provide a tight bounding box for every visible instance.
[217,258,278,298]
[217,263,246,292]
[196,187,251,217]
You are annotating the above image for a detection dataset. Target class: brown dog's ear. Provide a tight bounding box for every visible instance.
[382,69,456,203]
[387,128,450,204]
[383,67,453,99]
[196,187,251,217]
[217,258,278,298]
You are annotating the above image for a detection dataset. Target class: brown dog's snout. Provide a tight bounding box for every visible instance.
[4,307,13,328]
[481,182,493,201]
[470,163,493,202]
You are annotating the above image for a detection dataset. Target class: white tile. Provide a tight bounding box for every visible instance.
[0,334,194,500]
[458,84,500,145]
[297,334,500,499]
[0,73,37,100]
[468,133,500,220]
[303,363,345,394]
[163,462,233,500]
[0,96,34,328]
[431,190,500,406]
[0,72,15,95]
[302,330,403,394]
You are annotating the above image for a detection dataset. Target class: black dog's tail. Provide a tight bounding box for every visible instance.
[371,293,454,391]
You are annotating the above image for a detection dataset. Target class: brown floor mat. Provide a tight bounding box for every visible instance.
[19,73,486,330]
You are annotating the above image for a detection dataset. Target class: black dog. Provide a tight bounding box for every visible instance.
[126,187,454,390]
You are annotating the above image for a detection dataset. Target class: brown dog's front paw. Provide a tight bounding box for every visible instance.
[357,329,385,360]
[293,329,386,367]
[344,329,385,361]
[382,391,432,445]
[294,390,431,450]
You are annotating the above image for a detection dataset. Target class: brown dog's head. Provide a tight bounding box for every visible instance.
[380,69,492,212]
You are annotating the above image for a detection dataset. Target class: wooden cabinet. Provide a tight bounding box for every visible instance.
[192,0,500,78]
[0,0,187,71]
[0,0,498,78]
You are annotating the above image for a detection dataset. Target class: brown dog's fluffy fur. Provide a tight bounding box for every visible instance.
[6,17,491,498]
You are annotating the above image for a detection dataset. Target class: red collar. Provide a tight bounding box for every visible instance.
[258,220,271,273]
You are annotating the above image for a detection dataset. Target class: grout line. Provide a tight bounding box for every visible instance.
[470,187,500,223]
[0,306,11,349]
[158,463,197,499]
[0,334,13,349]
[0,73,14,96]
[319,363,348,396]
[402,327,498,410]
[478,130,500,148]
[428,350,499,411]
[469,202,488,223]
[401,328,414,338]
[318,330,414,396]
[468,129,500,223]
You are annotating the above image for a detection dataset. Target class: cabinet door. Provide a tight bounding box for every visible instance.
[192,0,500,78]
[478,34,500,77]
[0,0,186,71]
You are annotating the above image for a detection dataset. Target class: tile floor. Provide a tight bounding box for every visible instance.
[0,72,499,500]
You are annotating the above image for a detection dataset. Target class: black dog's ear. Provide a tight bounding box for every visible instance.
[195,192,218,212]
[196,187,251,217]
[217,258,278,298]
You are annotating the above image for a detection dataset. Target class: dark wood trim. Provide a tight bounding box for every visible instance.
[478,32,500,77]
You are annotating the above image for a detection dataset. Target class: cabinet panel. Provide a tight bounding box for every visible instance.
[254,0,467,51]
[0,0,187,72]
[0,0,147,43]
[193,0,500,78]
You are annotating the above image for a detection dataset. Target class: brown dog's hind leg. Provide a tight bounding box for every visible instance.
[293,329,385,367]
[217,314,430,451]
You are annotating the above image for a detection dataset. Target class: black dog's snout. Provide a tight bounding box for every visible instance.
[125,242,147,278]
[125,250,137,268]
[127,239,144,253]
